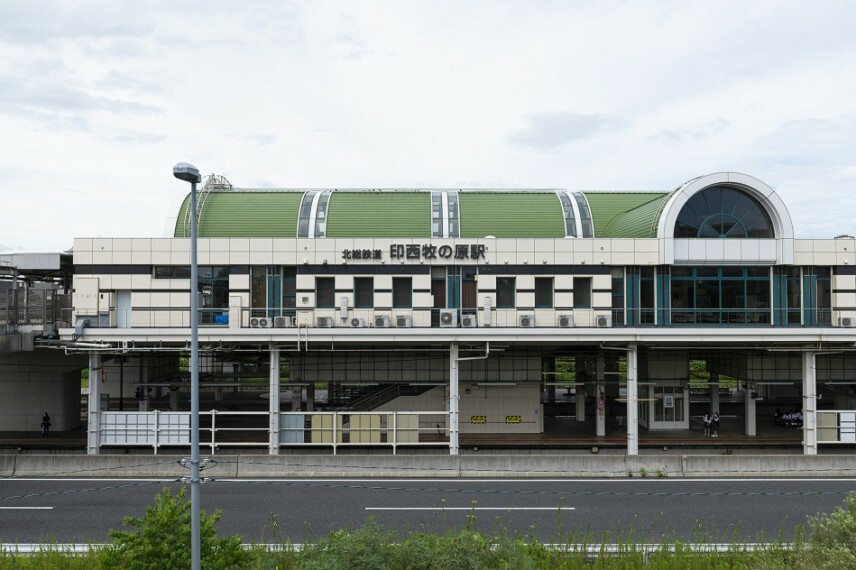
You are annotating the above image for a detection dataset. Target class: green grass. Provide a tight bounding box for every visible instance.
[4,491,855,569]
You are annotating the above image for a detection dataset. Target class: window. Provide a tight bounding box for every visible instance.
[316,277,334,308]
[354,277,374,308]
[393,277,412,308]
[674,186,774,238]
[535,277,553,308]
[669,266,771,325]
[154,266,191,279]
[496,277,516,308]
[574,277,591,309]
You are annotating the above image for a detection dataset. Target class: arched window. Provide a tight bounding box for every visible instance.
[673,186,774,238]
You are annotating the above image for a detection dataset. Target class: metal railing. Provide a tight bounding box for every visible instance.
[817,410,856,444]
[1,289,70,330]
[98,410,450,454]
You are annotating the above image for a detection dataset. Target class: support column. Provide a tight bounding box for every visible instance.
[87,352,101,455]
[709,372,720,415]
[575,385,586,422]
[744,387,756,436]
[802,351,818,455]
[596,353,606,437]
[269,348,280,455]
[449,342,459,455]
[306,384,315,412]
[626,345,639,456]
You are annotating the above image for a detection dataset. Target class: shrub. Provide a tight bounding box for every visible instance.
[100,486,249,570]
[800,491,856,568]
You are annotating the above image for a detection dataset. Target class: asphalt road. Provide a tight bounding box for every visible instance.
[1,477,854,545]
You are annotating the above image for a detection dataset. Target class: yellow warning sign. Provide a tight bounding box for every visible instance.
[505,415,521,424]
[470,415,487,424]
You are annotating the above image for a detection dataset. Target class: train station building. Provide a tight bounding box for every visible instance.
[3,171,856,456]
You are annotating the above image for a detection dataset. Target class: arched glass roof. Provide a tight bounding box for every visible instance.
[673,186,774,238]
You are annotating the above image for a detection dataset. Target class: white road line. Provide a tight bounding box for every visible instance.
[0,507,54,510]
[366,507,575,511]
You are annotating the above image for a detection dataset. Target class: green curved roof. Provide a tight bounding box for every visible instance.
[174,188,674,239]
[583,192,670,238]
[459,192,565,238]
[326,192,430,238]
[175,190,303,237]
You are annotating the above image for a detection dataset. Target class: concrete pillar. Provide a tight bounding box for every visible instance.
[626,345,638,456]
[306,384,315,412]
[449,342,459,455]
[575,385,586,422]
[709,372,720,414]
[744,388,756,436]
[87,352,101,455]
[802,351,818,455]
[269,348,280,455]
[596,353,606,437]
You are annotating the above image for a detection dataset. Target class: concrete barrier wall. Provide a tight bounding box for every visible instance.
[0,455,15,477]
[3,454,855,478]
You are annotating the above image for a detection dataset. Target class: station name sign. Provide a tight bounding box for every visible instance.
[342,243,486,261]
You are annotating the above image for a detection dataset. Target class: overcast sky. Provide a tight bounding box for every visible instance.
[2,0,855,252]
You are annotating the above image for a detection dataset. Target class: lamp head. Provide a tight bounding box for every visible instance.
[173,162,201,183]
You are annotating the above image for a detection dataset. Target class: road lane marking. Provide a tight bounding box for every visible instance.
[366,507,575,511]
[0,507,54,510]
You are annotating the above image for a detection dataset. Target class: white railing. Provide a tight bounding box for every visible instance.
[99,410,450,454]
[817,410,856,444]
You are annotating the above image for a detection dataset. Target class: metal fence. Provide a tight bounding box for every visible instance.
[817,410,856,444]
[99,410,450,454]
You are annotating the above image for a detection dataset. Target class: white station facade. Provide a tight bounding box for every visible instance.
[5,171,855,456]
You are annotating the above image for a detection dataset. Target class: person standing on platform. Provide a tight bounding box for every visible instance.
[711,411,720,437]
[41,412,51,437]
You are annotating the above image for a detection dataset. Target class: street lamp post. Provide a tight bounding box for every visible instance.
[173,162,202,570]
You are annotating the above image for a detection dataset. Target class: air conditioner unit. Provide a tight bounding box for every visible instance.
[396,315,412,328]
[839,317,854,327]
[350,317,367,328]
[519,314,534,327]
[316,316,333,328]
[273,316,292,328]
[439,309,457,327]
[374,315,390,328]
[558,315,574,328]
[461,314,478,328]
[250,316,272,328]
[596,314,611,328]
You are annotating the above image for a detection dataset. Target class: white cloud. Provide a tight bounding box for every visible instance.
[2,0,856,251]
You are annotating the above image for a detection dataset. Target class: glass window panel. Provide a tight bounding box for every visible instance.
[697,267,718,277]
[573,277,591,309]
[535,277,553,308]
[721,281,743,308]
[497,277,515,308]
[747,267,770,278]
[746,280,770,308]
[393,277,412,308]
[671,281,693,308]
[316,277,334,308]
[640,279,655,309]
[174,267,191,279]
[672,267,693,278]
[354,277,374,308]
[674,186,773,238]
[722,267,743,278]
